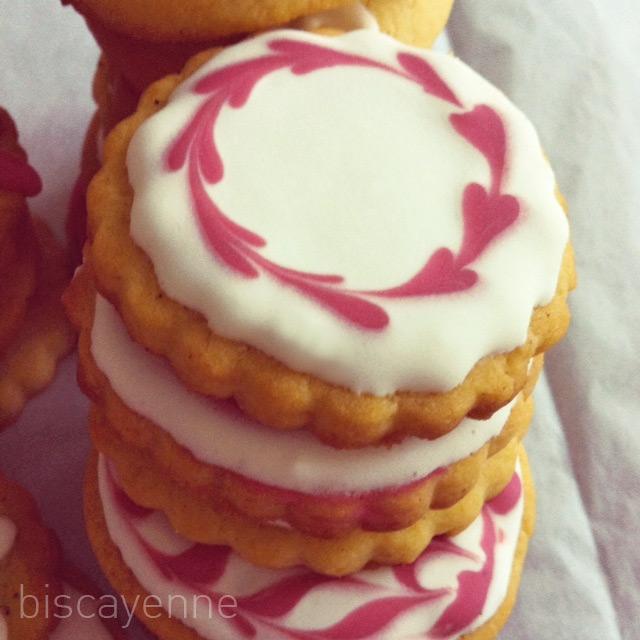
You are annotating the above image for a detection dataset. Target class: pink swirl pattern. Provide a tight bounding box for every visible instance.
[166,38,520,331]
[106,461,523,639]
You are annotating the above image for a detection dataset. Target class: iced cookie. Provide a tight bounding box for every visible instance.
[66,267,541,538]
[85,414,529,576]
[86,30,575,447]
[85,448,535,639]
[66,2,452,261]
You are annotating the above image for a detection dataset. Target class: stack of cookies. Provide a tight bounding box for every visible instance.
[62,0,456,262]
[0,108,74,429]
[62,10,575,640]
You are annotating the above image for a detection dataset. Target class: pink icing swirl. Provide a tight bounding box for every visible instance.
[166,37,520,331]
[0,150,42,197]
[108,464,523,639]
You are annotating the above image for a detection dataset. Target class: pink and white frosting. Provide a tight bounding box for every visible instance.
[99,454,525,640]
[0,516,17,640]
[127,30,568,395]
[92,294,518,496]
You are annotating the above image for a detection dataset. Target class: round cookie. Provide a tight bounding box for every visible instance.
[0,221,75,429]
[86,30,575,447]
[63,1,453,91]
[66,266,541,536]
[66,2,450,261]
[0,473,124,639]
[0,473,62,640]
[0,108,41,354]
[86,424,525,576]
[85,448,535,640]
[0,107,74,429]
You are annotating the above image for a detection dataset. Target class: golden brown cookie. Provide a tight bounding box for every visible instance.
[84,447,535,639]
[64,0,453,91]
[67,265,541,536]
[90,432,525,576]
[0,221,75,428]
[0,473,124,639]
[85,40,575,448]
[0,473,62,640]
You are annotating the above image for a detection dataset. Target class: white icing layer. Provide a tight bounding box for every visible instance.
[92,294,516,494]
[50,584,114,640]
[99,455,525,640]
[127,30,568,395]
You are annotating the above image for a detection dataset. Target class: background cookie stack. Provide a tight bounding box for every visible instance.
[62,0,456,262]
[62,12,575,638]
[0,108,74,429]
[0,109,117,640]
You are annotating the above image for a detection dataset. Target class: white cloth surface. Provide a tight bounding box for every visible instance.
[449,2,640,639]
[0,1,638,639]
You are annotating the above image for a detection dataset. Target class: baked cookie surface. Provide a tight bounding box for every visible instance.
[0,109,74,429]
[87,30,575,447]
[66,267,541,537]
[85,449,535,639]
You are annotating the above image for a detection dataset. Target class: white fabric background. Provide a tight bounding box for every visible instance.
[0,1,638,638]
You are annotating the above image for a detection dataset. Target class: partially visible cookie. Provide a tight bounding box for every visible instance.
[89,421,525,576]
[0,473,123,639]
[0,221,75,429]
[85,447,535,640]
[86,30,574,447]
[65,1,453,260]
[63,0,453,90]
[0,108,75,429]
[0,473,61,640]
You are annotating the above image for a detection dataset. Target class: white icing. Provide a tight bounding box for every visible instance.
[127,30,568,395]
[50,584,113,640]
[98,455,525,640]
[289,2,379,32]
[0,517,16,563]
[92,294,517,494]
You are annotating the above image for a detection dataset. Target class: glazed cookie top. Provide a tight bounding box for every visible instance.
[127,30,568,395]
[64,0,360,41]
[99,454,528,640]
